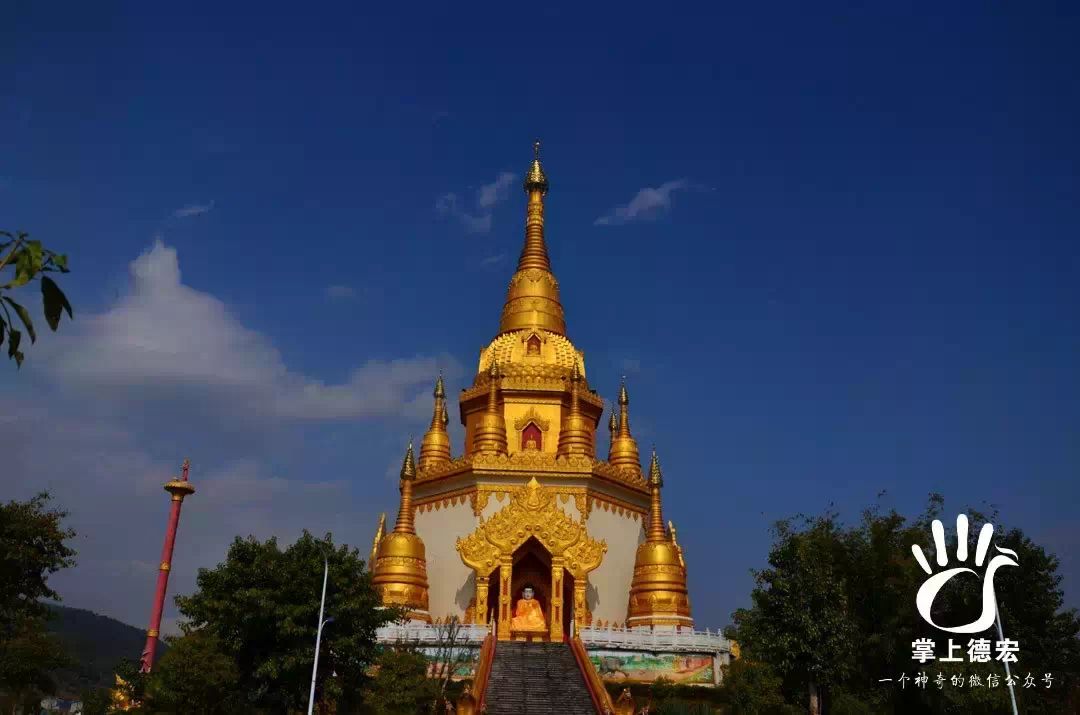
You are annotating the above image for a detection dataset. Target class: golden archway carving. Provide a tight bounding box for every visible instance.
[456,478,606,579]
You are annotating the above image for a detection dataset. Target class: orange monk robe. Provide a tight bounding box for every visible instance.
[511,597,546,630]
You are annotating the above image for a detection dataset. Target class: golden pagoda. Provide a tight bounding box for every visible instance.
[371,442,431,622]
[374,142,693,638]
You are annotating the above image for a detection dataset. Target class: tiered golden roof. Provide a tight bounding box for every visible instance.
[627,449,693,627]
[419,374,452,470]
[371,442,431,622]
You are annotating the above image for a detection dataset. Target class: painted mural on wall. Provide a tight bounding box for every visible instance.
[589,650,714,684]
[417,646,481,680]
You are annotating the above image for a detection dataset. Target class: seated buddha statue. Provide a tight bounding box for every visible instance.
[511,586,546,631]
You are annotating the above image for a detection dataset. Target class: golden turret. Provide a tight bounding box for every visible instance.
[419,374,452,470]
[627,449,693,628]
[608,378,641,471]
[369,513,386,567]
[371,442,431,622]
[498,141,566,336]
[472,362,508,455]
[557,361,594,458]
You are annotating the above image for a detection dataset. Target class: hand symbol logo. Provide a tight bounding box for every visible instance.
[911,514,1018,634]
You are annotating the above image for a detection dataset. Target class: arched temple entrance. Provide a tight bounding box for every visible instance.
[456,478,606,641]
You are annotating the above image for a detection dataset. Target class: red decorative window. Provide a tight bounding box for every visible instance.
[521,422,542,450]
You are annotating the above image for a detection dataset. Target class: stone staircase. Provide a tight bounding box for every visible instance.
[483,641,598,714]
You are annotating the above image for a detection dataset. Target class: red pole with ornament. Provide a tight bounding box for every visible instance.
[139,459,196,673]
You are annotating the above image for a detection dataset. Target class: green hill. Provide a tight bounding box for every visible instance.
[45,604,163,697]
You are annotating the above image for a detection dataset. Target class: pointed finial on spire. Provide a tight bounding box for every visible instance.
[648,447,663,487]
[618,377,629,406]
[181,458,191,481]
[434,372,445,398]
[524,140,549,194]
[608,403,619,434]
[441,404,449,427]
[400,441,417,481]
[571,360,581,383]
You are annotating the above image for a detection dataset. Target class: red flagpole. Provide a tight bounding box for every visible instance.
[139,459,195,673]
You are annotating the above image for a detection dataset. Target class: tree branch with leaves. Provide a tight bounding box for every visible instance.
[0,230,73,367]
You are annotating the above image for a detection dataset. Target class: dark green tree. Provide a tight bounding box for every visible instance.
[0,493,77,702]
[721,659,799,714]
[0,231,73,368]
[728,496,1080,713]
[361,646,437,714]
[730,514,857,713]
[175,530,396,712]
[145,631,241,714]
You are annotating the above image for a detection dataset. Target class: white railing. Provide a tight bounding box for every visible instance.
[375,621,731,654]
[578,625,731,654]
[376,622,490,645]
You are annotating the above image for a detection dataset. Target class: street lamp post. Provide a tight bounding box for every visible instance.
[307,554,334,715]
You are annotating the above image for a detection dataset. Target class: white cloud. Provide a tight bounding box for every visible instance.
[437,172,517,234]
[174,201,215,218]
[42,240,461,421]
[594,179,691,226]
[476,172,516,210]
[479,253,507,268]
[325,284,355,300]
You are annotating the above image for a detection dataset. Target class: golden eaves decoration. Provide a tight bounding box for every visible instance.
[513,407,551,432]
[456,477,606,579]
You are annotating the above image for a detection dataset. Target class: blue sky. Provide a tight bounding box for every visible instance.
[2,3,1078,631]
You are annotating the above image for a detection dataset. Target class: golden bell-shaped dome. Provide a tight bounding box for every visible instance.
[627,449,693,628]
[472,362,508,455]
[498,141,566,336]
[557,361,594,458]
[372,442,431,622]
[419,374,452,470]
[608,378,641,471]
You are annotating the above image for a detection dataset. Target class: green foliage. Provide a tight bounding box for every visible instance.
[0,493,77,700]
[727,495,1080,713]
[146,631,241,714]
[721,658,798,714]
[174,530,396,712]
[361,646,439,714]
[78,686,113,715]
[0,230,73,367]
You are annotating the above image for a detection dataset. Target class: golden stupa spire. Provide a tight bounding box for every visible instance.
[472,362,508,455]
[497,141,566,336]
[369,513,386,566]
[394,441,418,533]
[372,441,431,622]
[419,374,452,470]
[645,448,666,542]
[626,446,693,628]
[608,377,641,470]
[557,360,594,458]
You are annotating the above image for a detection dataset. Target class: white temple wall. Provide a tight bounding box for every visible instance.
[585,506,645,624]
[414,501,476,621]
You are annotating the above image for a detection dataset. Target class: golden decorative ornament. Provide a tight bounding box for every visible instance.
[608,377,641,471]
[419,374,452,470]
[627,449,693,628]
[471,362,508,455]
[372,442,431,621]
[556,360,595,458]
[369,513,385,567]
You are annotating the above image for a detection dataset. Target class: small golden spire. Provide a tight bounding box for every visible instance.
[498,141,565,335]
[372,440,431,622]
[627,446,693,628]
[370,513,386,566]
[557,361,594,458]
[472,362,508,455]
[646,448,666,541]
[394,441,418,533]
[419,375,452,470]
[608,377,641,470]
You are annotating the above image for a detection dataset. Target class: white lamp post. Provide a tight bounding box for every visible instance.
[307,555,334,715]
